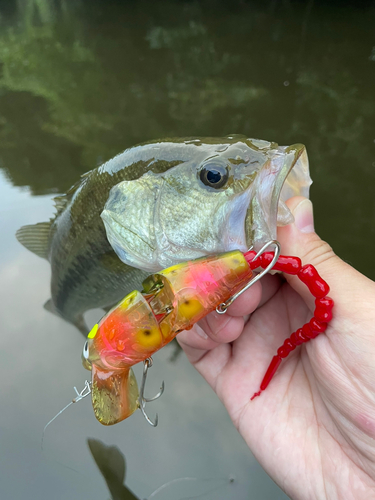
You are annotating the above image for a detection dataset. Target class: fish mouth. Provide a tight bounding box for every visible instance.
[244,144,311,250]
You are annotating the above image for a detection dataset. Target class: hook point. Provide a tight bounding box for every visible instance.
[139,358,164,426]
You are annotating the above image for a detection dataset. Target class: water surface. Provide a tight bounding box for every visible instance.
[1,1,374,499]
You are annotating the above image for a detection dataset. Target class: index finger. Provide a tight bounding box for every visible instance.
[177,272,283,364]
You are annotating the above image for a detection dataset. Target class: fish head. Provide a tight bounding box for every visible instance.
[101,136,311,272]
[82,328,139,425]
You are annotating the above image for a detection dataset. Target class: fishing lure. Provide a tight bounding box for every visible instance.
[81,241,333,426]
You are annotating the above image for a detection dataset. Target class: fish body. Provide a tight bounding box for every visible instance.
[16,136,310,333]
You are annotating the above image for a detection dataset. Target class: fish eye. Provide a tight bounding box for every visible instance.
[199,163,229,189]
[83,341,89,360]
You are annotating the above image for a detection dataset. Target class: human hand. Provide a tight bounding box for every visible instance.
[178,196,375,500]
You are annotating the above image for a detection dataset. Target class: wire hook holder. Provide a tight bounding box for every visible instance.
[216,240,281,314]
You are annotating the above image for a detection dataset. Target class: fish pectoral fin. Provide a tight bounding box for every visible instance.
[43,298,59,315]
[16,221,52,259]
[91,365,139,425]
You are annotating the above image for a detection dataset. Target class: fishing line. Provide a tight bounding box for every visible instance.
[40,381,94,478]
[146,475,235,500]
[41,380,91,451]
[177,478,235,500]
[42,401,74,450]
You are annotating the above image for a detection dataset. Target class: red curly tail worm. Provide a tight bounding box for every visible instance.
[243,251,334,400]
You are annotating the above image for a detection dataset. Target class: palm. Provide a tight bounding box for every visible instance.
[181,268,375,499]
[178,197,375,498]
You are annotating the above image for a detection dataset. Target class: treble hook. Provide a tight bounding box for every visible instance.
[139,357,165,427]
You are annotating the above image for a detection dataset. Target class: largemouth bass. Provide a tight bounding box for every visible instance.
[16,136,310,334]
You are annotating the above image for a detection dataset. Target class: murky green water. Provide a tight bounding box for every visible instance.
[1,1,374,499]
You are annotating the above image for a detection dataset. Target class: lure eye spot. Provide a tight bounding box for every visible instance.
[178,297,204,320]
[135,326,162,350]
[199,163,228,189]
[83,341,89,359]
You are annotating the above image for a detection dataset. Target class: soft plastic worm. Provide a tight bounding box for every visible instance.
[243,251,334,400]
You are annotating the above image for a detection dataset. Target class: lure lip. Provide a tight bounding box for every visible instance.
[91,364,139,425]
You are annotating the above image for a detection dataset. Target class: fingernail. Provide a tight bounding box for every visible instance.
[195,324,208,340]
[293,199,314,233]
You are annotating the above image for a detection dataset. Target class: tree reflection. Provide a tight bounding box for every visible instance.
[1,0,374,276]
[0,0,373,194]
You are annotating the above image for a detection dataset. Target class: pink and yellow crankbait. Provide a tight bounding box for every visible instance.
[82,247,333,425]
[82,250,253,425]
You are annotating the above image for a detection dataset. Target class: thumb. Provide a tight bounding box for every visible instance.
[277,196,355,312]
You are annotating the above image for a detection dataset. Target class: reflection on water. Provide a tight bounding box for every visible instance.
[88,439,139,500]
[1,0,374,277]
[88,437,237,500]
[1,0,374,499]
